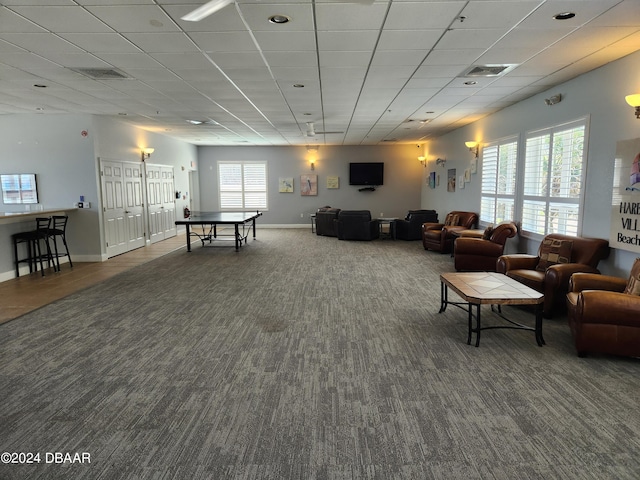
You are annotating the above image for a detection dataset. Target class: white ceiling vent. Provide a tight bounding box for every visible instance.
[462,64,517,77]
[69,68,131,80]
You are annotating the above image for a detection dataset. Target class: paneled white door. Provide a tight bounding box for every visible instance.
[145,164,176,244]
[100,160,146,258]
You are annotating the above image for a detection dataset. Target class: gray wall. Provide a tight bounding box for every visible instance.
[197,144,425,225]
[0,114,197,280]
[421,49,640,277]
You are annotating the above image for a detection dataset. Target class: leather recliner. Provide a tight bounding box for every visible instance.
[566,272,640,358]
[335,210,380,241]
[421,211,478,253]
[454,221,518,272]
[497,233,610,318]
[395,209,438,240]
[315,207,340,237]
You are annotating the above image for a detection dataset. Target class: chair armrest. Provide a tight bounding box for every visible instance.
[443,225,466,235]
[577,290,640,326]
[496,254,539,273]
[545,263,600,291]
[569,273,627,293]
[422,222,443,231]
[454,238,503,257]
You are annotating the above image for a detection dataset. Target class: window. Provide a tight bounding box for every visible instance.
[480,138,517,225]
[218,161,267,210]
[522,119,587,236]
[1,173,39,204]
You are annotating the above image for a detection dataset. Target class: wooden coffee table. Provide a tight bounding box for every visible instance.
[439,272,545,347]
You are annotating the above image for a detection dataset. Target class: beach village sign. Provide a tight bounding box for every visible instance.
[610,138,640,253]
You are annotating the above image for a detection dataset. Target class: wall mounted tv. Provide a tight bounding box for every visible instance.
[349,162,384,186]
[1,173,38,204]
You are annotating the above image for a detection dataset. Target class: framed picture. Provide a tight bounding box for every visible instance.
[464,168,471,183]
[470,158,478,174]
[458,174,465,189]
[300,174,318,196]
[326,175,339,189]
[429,171,436,189]
[447,168,456,192]
[279,177,294,193]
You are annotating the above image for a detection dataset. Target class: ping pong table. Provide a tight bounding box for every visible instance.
[175,211,263,252]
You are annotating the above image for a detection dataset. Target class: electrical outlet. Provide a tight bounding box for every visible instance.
[380,212,384,217]
[300,213,304,218]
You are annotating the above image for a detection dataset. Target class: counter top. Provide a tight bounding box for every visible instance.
[0,208,77,225]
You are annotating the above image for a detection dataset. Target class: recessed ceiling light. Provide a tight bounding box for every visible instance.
[293,84,304,88]
[269,14,290,24]
[464,80,477,85]
[33,84,47,88]
[553,12,576,20]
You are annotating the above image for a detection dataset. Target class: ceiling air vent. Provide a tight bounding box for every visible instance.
[69,68,131,80]
[462,64,516,77]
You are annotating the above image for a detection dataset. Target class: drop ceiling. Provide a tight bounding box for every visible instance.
[0,0,639,146]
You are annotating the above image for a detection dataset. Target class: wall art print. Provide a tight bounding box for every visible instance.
[279,177,294,193]
[429,171,436,189]
[326,175,339,189]
[447,168,456,192]
[300,174,318,196]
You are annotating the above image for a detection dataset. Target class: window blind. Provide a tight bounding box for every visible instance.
[480,138,517,224]
[218,162,267,210]
[522,122,585,236]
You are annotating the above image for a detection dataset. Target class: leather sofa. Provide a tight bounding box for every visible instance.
[566,272,640,358]
[497,233,609,318]
[315,207,340,237]
[395,209,438,240]
[335,210,380,241]
[454,221,518,272]
[421,211,478,253]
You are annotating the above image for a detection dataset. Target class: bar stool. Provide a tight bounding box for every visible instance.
[45,215,72,271]
[12,217,54,277]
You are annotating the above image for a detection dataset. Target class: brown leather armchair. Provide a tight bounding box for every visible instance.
[454,222,518,272]
[421,211,478,253]
[566,272,640,358]
[497,234,609,318]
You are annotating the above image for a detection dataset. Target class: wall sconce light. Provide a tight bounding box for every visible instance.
[435,157,447,167]
[625,94,640,119]
[141,147,154,161]
[465,141,479,158]
[418,156,426,168]
[307,145,318,170]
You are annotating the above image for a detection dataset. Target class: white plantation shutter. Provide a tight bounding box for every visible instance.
[480,138,517,224]
[218,161,267,210]
[522,121,585,236]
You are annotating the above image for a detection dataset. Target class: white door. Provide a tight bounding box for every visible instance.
[145,164,176,243]
[100,159,146,258]
[145,164,164,244]
[161,167,176,239]
[123,163,146,251]
[189,170,200,213]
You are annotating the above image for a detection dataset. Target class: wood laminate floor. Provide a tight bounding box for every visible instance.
[0,235,186,325]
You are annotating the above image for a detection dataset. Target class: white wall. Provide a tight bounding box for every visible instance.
[197,144,425,225]
[422,50,640,276]
[0,114,198,280]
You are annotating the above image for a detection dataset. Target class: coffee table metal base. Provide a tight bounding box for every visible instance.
[439,272,544,347]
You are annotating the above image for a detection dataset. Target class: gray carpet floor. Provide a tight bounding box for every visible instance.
[1,229,639,480]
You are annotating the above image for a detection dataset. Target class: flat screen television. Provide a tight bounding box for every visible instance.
[349,162,384,186]
[1,173,39,204]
